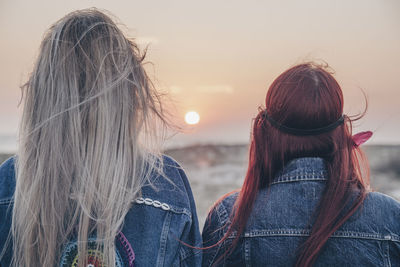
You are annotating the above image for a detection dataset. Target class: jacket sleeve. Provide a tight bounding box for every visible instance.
[0,156,16,266]
[201,205,226,267]
[0,156,16,200]
[177,167,203,266]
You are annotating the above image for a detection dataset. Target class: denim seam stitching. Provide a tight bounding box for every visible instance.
[240,229,400,242]
[384,240,391,267]
[205,211,225,267]
[179,246,202,262]
[272,172,328,184]
[216,202,229,225]
[0,199,13,205]
[206,243,222,267]
[205,238,223,267]
[156,211,172,267]
[271,178,327,185]
[244,238,251,267]
[179,215,202,262]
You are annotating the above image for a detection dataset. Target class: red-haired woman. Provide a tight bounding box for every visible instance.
[202,63,400,266]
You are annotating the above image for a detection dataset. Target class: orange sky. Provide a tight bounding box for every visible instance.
[0,0,399,147]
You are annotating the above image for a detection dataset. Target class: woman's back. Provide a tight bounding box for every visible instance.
[0,155,202,266]
[203,157,400,266]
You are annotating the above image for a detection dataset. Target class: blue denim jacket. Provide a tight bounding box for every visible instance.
[0,155,202,267]
[202,157,400,267]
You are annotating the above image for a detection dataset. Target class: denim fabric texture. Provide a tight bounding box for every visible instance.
[0,155,202,267]
[202,157,400,267]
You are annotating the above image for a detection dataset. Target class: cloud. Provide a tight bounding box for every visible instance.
[196,85,234,94]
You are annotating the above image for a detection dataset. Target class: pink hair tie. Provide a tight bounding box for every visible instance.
[352,131,373,147]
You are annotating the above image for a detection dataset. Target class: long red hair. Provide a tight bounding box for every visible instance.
[212,62,369,266]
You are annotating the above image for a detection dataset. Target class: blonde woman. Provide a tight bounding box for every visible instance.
[0,9,201,267]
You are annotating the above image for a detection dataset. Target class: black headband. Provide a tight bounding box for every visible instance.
[263,111,345,136]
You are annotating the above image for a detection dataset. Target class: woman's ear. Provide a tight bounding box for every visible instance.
[352,131,373,147]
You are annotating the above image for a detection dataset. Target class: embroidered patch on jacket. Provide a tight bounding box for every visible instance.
[59,232,135,267]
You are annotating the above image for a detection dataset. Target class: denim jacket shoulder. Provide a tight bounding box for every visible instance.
[0,155,202,267]
[202,157,400,267]
[0,156,15,205]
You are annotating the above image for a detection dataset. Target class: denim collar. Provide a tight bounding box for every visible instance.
[272,157,328,185]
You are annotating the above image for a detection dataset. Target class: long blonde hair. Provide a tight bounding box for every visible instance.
[12,8,166,266]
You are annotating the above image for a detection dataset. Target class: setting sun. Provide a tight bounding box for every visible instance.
[184,111,200,125]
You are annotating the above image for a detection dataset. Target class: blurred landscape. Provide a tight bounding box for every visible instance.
[1,144,399,228]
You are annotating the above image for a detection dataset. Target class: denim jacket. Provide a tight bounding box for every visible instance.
[0,155,202,267]
[202,157,400,267]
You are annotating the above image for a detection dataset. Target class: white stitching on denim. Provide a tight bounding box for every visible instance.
[0,198,13,205]
[240,229,400,242]
[156,211,172,266]
[135,197,171,211]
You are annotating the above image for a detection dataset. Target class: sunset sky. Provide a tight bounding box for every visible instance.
[0,0,399,149]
